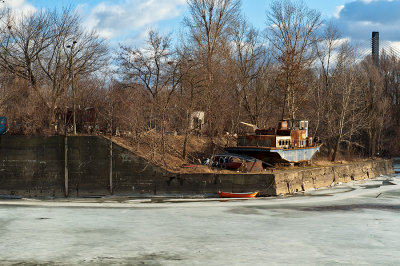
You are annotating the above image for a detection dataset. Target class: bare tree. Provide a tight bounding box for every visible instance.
[0,8,108,133]
[118,30,182,164]
[266,0,321,119]
[232,18,271,127]
[184,0,241,136]
[312,22,341,136]
[324,43,367,161]
[360,57,390,157]
[177,47,205,159]
[32,8,108,132]
[118,30,172,101]
[0,10,52,105]
[377,50,400,155]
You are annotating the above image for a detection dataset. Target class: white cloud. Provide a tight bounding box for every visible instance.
[333,0,400,42]
[83,0,187,39]
[360,0,393,2]
[334,5,344,19]
[4,0,36,16]
[336,37,352,46]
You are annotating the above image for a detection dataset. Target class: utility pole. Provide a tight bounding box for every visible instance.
[67,41,78,135]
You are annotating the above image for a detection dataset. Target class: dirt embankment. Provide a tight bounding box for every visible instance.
[108,131,238,174]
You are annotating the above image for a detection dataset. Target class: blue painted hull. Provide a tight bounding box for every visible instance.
[225,146,321,164]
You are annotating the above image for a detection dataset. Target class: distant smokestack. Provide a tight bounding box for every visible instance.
[372,31,379,65]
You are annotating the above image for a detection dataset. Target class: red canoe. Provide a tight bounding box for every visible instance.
[218,191,259,198]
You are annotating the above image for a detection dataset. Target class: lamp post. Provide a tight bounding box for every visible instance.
[67,41,77,135]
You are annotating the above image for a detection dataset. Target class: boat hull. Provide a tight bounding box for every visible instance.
[218,191,258,198]
[225,161,243,170]
[225,146,321,164]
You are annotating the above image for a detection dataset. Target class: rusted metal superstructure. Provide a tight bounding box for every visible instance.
[226,120,321,164]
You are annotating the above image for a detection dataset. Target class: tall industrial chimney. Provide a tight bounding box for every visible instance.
[372,31,379,65]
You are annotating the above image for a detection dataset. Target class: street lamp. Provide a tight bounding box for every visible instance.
[67,40,77,135]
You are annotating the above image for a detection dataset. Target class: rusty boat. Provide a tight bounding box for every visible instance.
[225,120,321,165]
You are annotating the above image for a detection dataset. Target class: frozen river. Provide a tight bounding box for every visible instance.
[1,163,400,265]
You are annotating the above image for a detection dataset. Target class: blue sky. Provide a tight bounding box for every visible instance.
[6,0,400,47]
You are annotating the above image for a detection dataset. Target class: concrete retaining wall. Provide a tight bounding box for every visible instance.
[0,136,64,197]
[0,136,394,197]
[274,160,394,195]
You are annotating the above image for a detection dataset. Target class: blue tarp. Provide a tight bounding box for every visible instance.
[0,117,6,135]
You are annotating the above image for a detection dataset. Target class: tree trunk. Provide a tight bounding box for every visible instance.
[369,129,377,157]
[182,109,191,160]
[331,136,341,161]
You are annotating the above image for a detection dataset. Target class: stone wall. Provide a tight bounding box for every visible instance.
[0,136,394,197]
[273,160,394,195]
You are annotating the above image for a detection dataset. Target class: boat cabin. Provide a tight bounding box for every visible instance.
[237,119,314,149]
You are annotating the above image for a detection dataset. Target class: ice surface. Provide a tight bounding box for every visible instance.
[1,165,400,265]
